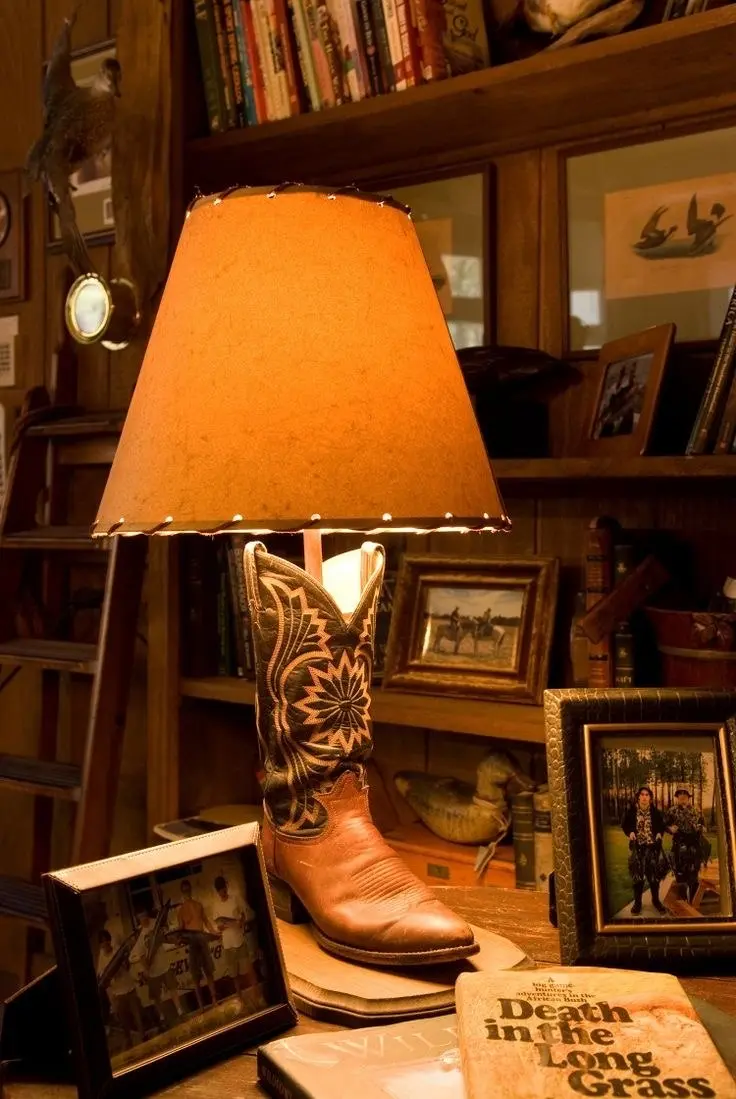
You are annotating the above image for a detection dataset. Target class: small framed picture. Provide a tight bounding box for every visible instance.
[545,688,736,968]
[0,169,26,301]
[44,824,295,1099]
[46,40,117,251]
[384,556,559,704]
[580,323,675,456]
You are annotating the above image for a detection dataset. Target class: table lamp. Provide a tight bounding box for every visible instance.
[93,183,510,969]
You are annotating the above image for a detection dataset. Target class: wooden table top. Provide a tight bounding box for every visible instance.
[3,885,734,1097]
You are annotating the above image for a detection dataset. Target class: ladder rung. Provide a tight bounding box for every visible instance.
[0,639,98,673]
[25,411,125,438]
[1,526,106,551]
[0,756,81,800]
[0,876,48,927]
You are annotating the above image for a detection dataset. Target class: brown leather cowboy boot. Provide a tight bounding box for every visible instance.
[242,540,478,967]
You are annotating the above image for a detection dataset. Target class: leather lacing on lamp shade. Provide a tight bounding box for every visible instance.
[92,184,510,538]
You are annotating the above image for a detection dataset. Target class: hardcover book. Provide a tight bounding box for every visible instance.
[455,968,736,1099]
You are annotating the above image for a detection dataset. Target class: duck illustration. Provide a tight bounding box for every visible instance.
[633,206,677,251]
[687,194,732,255]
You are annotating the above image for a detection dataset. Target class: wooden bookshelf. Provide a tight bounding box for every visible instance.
[492,456,736,482]
[180,677,546,744]
[184,8,736,192]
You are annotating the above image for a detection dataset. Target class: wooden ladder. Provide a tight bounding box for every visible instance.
[0,388,145,984]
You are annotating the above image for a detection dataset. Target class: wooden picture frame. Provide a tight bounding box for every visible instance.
[578,323,675,456]
[44,824,296,1099]
[545,688,736,969]
[0,169,26,302]
[46,39,117,253]
[383,556,559,704]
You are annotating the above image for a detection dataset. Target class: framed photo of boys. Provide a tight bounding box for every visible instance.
[383,556,559,704]
[43,824,295,1099]
[545,688,736,968]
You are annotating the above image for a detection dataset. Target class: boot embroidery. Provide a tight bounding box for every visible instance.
[295,650,372,754]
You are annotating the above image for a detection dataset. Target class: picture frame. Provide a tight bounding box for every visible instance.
[545,688,736,969]
[578,323,675,456]
[0,169,26,302]
[44,824,296,1099]
[46,39,116,252]
[383,556,559,704]
[563,122,736,349]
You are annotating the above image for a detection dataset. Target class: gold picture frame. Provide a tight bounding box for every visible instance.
[578,323,675,456]
[545,688,736,968]
[384,556,559,704]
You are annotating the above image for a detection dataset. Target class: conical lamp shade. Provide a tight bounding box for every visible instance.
[94,185,509,537]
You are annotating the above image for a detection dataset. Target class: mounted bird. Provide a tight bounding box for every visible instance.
[25,11,121,277]
[633,205,677,251]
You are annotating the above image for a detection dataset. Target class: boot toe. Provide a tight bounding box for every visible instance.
[388,901,476,954]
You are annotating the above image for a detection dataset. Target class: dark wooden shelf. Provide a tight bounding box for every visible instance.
[185,8,736,190]
[180,677,545,743]
[493,455,736,482]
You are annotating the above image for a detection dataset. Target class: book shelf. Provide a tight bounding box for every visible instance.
[150,5,736,842]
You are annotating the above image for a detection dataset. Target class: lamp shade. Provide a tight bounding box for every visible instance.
[94,185,509,537]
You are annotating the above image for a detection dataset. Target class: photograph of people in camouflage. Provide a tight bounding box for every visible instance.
[595,735,732,923]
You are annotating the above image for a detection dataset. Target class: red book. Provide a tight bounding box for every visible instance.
[408,0,448,81]
[242,0,269,122]
[273,0,302,112]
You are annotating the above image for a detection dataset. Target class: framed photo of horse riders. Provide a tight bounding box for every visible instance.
[43,824,296,1099]
[383,556,559,704]
[545,687,736,970]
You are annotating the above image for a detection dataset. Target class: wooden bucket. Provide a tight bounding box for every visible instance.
[647,607,736,689]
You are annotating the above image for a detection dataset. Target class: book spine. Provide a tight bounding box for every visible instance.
[687,283,736,454]
[242,0,270,121]
[252,0,280,118]
[409,0,447,80]
[714,358,736,452]
[382,0,407,89]
[181,539,219,677]
[264,0,293,117]
[303,0,337,105]
[273,0,302,112]
[225,541,246,678]
[222,0,248,124]
[331,0,366,100]
[216,540,234,675]
[585,517,614,689]
[395,0,419,84]
[613,542,635,688]
[232,0,259,123]
[511,791,535,890]
[369,0,395,90]
[441,0,491,74]
[212,0,238,127]
[288,0,322,109]
[193,0,228,133]
[257,1047,317,1099]
[532,789,553,893]
[316,0,347,103]
[355,0,384,93]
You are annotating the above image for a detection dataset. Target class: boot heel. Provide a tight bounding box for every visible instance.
[268,874,310,925]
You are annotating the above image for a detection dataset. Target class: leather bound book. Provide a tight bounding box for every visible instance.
[456,968,736,1099]
[585,517,617,688]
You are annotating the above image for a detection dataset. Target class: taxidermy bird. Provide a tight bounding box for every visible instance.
[687,194,733,256]
[394,751,534,846]
[633,206,677,251]
[25,11,121,276]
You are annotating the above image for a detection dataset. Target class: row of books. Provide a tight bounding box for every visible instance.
[511,788,553,893]
[182,534,255,679]
[192,0,491,132]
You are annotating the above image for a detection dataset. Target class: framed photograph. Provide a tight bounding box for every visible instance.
[44,824,295,1099]
[0,169,26,301]
[566,124,736,349]
[383,556,559,704]
[545,688,736,968]
[579,323,675,456]
[47,40,116,251]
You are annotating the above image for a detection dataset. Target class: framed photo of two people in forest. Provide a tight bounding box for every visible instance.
[545,688,736,968]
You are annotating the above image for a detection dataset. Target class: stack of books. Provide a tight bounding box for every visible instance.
[257,968,736,1099]
[192,0,491,132]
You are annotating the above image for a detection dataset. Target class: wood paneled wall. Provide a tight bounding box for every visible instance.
[0,0,150,988]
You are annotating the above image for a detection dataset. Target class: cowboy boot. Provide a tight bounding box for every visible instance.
[242,540,478,967]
